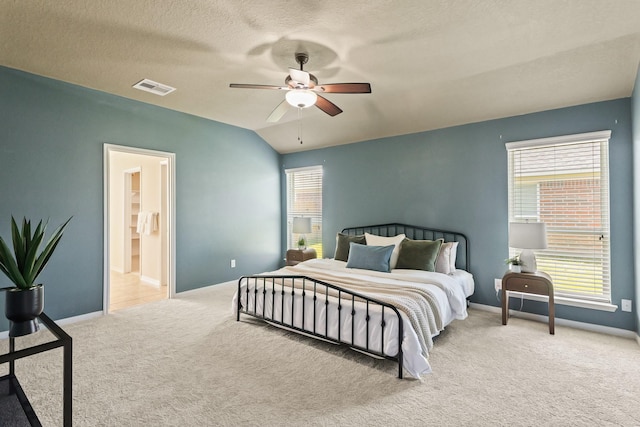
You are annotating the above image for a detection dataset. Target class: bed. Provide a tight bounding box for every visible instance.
[233,223,473,379]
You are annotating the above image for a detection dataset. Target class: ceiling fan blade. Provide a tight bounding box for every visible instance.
[317,83,371,94]
[266,100,290,123]
[229,84,288,90]
[288,68,310,86]
[315,95,343,117]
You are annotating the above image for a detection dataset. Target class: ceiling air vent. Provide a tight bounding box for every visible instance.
[132,79,176,96]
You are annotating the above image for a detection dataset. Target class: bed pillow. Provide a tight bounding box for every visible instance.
[364,233,406,269]
[346,243,395,273]
[334,233,366,262]
[395,238,443,272]
[435,241,459,274]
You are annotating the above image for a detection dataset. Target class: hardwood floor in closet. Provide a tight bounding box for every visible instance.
[110,270,167,311]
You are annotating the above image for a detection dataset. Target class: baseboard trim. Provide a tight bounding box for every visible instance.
[470,302,638,340]
[140,275,161,287]
[0,310,103,339]
[54,310,103,326]
[175,280,236,297]
[1,282,236,337]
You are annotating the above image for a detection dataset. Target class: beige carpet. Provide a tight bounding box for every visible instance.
[3,281,639,426]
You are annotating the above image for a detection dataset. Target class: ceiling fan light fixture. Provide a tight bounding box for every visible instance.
[285,90,317,108]
[229,53,370,122]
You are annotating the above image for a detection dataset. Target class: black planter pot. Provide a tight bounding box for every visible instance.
[5,285,44,337]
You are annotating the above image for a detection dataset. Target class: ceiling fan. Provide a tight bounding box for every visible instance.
[229,52,371,122]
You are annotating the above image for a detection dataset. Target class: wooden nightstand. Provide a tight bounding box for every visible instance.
[502,271,555,334]
[286,248,317,266]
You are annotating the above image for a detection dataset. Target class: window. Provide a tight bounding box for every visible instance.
[285,166,323,254]
[506,131,611,305]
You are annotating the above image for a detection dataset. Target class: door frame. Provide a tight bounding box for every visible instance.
[103,144,176,314]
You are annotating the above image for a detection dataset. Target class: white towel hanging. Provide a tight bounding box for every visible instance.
[136,211,159,235]
[136,212,145,234]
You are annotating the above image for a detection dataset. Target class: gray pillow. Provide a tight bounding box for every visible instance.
[395,239,443,271]
[346,243,395,272]
[334,233,366,262]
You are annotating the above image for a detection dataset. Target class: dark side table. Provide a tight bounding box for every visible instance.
[286,248,317,266]
[0,313,72,426]
[502,271,555,334]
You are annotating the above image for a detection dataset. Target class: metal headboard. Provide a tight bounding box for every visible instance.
[341,223,470,272]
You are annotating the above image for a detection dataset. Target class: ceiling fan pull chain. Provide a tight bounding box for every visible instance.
[297,108,303,144]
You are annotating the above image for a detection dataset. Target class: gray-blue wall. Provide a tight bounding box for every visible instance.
[0,66,282,331]
[2,64,636,334]
[282,98,636,331]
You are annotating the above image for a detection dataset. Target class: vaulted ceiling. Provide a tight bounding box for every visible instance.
[2,0,639,153]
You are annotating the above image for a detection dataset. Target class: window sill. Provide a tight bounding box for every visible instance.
[506,291,618,312]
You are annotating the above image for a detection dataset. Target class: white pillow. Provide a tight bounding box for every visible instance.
[365,233,406,269]
[435,241,459,274]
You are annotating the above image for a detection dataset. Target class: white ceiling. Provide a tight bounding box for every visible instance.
[1,0,639,153]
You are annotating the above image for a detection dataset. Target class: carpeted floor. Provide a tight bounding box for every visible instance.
[3,281,639,426]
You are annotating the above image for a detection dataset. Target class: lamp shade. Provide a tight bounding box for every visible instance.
[292,217,312,234]
[509,222,548,249]
[286,90,317,108]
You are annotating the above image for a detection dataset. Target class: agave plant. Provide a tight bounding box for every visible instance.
[0,216,71,290]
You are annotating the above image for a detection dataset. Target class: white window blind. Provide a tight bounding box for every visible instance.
[285,166,323,253]
[506,131,611,303]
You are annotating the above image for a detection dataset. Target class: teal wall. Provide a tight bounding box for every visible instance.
[282,98,636,331]
[632,62,640,337]
[0,66,281,331]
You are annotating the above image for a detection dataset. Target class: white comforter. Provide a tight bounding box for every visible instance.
[233,258,471,379]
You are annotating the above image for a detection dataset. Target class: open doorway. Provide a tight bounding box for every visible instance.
[104,144,175,313]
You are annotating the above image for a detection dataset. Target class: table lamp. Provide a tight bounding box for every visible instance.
[292,217,311,249]
[509,222,547,273]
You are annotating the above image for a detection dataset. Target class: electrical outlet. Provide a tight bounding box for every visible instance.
[621,299,632,312]
[495,278,502,291]
[230,259,236,268]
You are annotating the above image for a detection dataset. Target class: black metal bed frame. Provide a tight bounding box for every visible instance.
[236,223,469,379]
[340,223,469,271]
[236,275,405,377]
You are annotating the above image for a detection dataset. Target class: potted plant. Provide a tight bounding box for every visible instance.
[505,256,524,273]
[297,236,306,250]
[0,216,71,337]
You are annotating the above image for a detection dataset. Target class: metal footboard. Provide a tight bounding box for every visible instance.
[236,275,405,378]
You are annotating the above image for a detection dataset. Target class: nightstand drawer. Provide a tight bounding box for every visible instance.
[287,250,305,262]
[503,276,549,295]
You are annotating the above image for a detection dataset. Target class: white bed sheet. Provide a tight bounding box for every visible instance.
[390,267,475,298]
[232,259,474,379]
[450,269,475,298]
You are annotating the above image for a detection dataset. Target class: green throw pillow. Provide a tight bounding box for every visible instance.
[395,239,443,271]
[334,233,366,262]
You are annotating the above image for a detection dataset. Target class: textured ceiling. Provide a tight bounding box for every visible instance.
[1,0,639,153]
